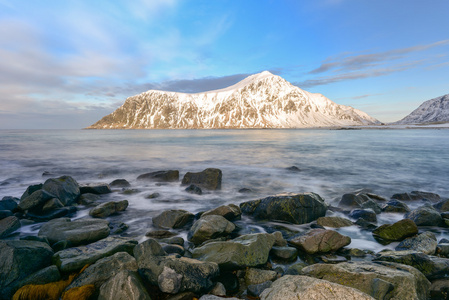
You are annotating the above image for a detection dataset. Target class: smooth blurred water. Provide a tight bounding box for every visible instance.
[1,129,449,249]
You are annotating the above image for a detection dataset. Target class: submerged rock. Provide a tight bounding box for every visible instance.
[405,205,443,226]
[181,168,222,190]
[137,170,180,182]
[79,183,112,194]
[372,219,418,241]
[109,179,131,188]
[188,215,235,245]
[288,229,351,254]
[240,192,327,224]
[152,209,194,229]
[89,200,128,218]
[349,209,377,222]
[185,184,202,195]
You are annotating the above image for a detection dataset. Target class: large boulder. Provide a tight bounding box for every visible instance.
[38,218,110,246]
[0,216,20,238]
[392,191,441,203]
[89,200,128,218]
[181,168,222,190]
[53,236,138,273]
[382,199,410,213]
[349,209,377,222]
[18,189,55,211]
[79,183,112,194]
[188,215,235,245]
[134,239,219,294]
[316,216,353,228]
[372,219,418,242]
[240,193,327,224]
[302,261,430,299]
[137,170,179,182]
[405,205,444,226]
[201,204,241,221]
[260,275,375,300]
[374,250,449,280]
[0,240,54,300]
[152,209,194,229]
[0,196,18,211]
[66,252,138,290]
[42,175,80,206]
[20,183,43,201]
[338,193,371,208]
[98,270,151,300]
[192,233,275,269]
[395,231,437,254]
[288,229,351,254]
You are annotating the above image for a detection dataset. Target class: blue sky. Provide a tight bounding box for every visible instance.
[0,0,448,128]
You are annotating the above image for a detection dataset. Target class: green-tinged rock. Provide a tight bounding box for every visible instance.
[98,270,151,300]
[338,193,371,208]
[18,189,55,211]
[260,275,375,300]
[79,183,112,194]
[42,175,80,206]
[192,233,275,269]
[152,209,194,229]
[372,219,418,241]
[288,229,351,254]
[137,170,179,182]
[395,231,437,254]
[38,217,110,246]
[53,236,138,273]
[188,215,235,245]
[89,200,128,218]
[181,168,222,190]
[201,204,241,221]
[316,216,353,228]
[0,216,20,238]
[392,191,441,203]
[20,183,43,201]
[405,205,444,226]
[15,265,61,289]
[382,199,410,213]
[240,192,327,224]
[245,268,277,286]
[270,246,298,261]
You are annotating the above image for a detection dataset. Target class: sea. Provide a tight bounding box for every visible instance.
[1,128,449,252]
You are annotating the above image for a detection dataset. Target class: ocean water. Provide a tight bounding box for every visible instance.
[1,129,449,251]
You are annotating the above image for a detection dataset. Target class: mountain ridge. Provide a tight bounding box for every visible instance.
[393,94,449,125]
[88,71,380,129]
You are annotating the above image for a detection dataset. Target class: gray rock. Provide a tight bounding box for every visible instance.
[163,244,185,256]
[0,210,13,219]
[271,231,287,246]
[202,204,241,221]
[437,243,449,258]
[0,216,20,238]
[188,215,235,245]
[158,266,183,294]
[0,197,18,211]
[284,262,308,275]
[42,175,80,206]
[248,281,272,297]
[38,217,110,246]
[288,229,351,254]
[181,168,222,190]
[382,199,410,213]
[392,191,441,203]
[109,179,131,188]
[98,270,151,300]
[349,209,377,222]
[146,230,177,239]
[80,183,112,194]
[210,282,226,296]
[18,189,55,211]
[260,275,375,300]
[41,197,64,211]
[53,236,138,273]
[152,209,194,229]
[192,233,275,269]
[270,246,297,261]
[302,261,430,300]
[185,184,202,195]
[405,205,444,226]
[15,265,61,290]
[361,199,382,214]
[430,279,449,299]
[89,200,129,218]
[372,218,418,241]
[78,193,101,206]
[66,252,138,290]
[316,216,353,228]
[395,231,437,254]
[26,206,76,222]
[245,268,277,286]
[338,193,371,208]
[137,170,179,182]
[321,254,348,263]
[240,192,327,224]
[0,240,54,300]
[199,296,241,300]
[433,199,449,212]
[20,183,43,201]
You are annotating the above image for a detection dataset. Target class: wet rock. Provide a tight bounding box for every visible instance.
[238,188,252,193]
[137,170,179,182]
[0,240,54,300]
[15,265,61,290]
[110,222,129,234]
[163,244,185,256]
[405,205,443,226]
[361,199,382,214]
[145,192,160,199]
[316,216,353,228]
[152,209,194,229]
[38,217,110,246]
[20,235,50,245]
[53,236,138,273]
[134,239,219,293]
[185,184,202,195]
[271,231,287,246]
[374,250,449,280]
[338,193,370,208]
[286,165,301,172]
[372,218,418,241]
[355,218,377,230]
[288,229,351,254]
[240,192,327,225]
[395,231,437,254]
[79,183,112,194]
[430,279,449,299]
[98,270,151,300]
[214,271,239,294]
[210,282,226,296]
[42,175,80,206]
[321,254,347,263]
[199,296,241,300]
[434,199,449,212]
[66,252,138,290]
[437,243,449,258]
[26,206,77,222]
[188,215,235,245]
[109,179,131,188]
[0,196,18,211]
[392,191,441,203]
[202,204,241,221]
[158,266,183,294]
[248,281,272,297]
[52,240,72,252]
[78,193,101,206]
[160,236,185,246]
[0,210,13,219]
[302,261,430,300]
[382,199,410,213]
[18,189,55,211]
[181,168,222,190]
[270,246,298,261]
[20,183,43,201]
[0,216,20,238]
[260,275,375,300]
[41,197,64,211]
[146,229,177,239]
[89,200,128,218]
[245,268,277,286]
[192,233,275,269]
[349,209,377,222]
[284,262,308,275]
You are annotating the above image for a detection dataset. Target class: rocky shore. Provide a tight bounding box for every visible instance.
[1,168,449,299]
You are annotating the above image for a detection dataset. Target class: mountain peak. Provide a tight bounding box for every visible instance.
[394,94,449,124]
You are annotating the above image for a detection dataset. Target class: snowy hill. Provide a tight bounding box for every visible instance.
[394,94,449,125]
[87,71,380,129]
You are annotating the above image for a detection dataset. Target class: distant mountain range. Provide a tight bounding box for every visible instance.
[87,71,380,129]
[393,94,449,125]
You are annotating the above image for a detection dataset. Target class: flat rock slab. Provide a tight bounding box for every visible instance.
[188,215,235,245]
[79,183,112,194]
[137,170,179,182]
[181,168,222,190]
[38,217,110,246]
[89,200,128,218]
[289,229,351,254]
[53,236,138,273]
[372,218,418,242]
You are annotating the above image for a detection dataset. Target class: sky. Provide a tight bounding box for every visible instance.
[0,0,448,129]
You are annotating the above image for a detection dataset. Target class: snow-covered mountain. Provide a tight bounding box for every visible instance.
[87,71,380,129]
[394,94,449,125]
